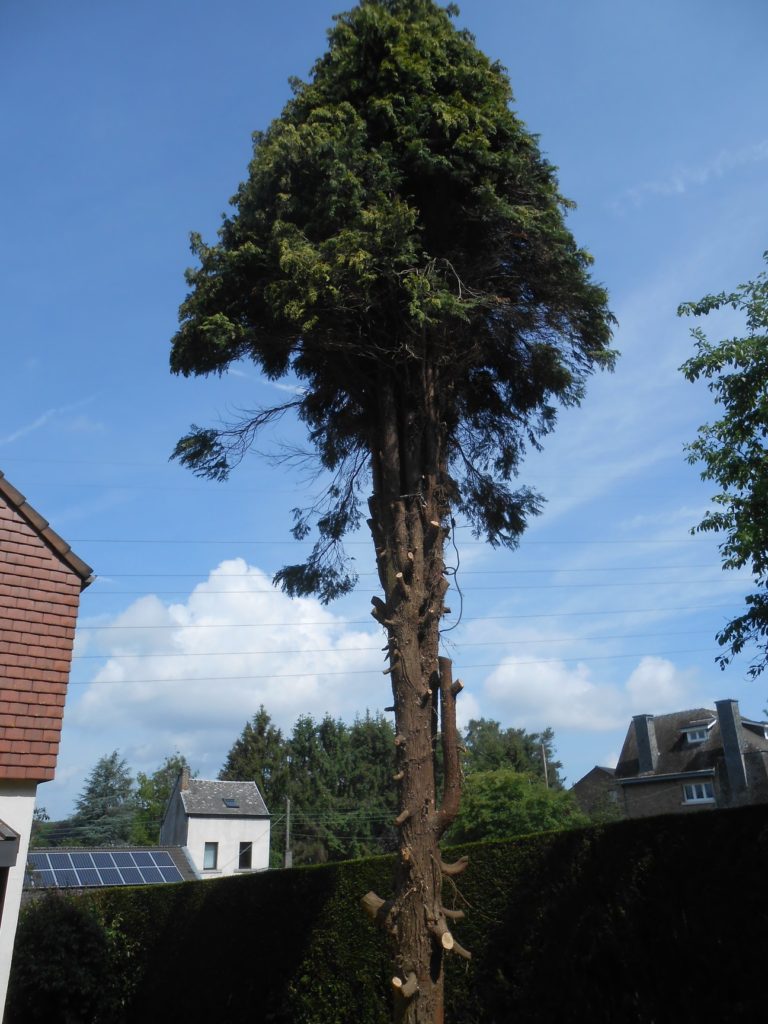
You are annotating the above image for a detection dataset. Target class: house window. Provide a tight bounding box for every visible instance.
[203,842,218,870]
[223,798,239,809]
[238,842,252,870]
[684,728,708,744]
[683,782,715,804]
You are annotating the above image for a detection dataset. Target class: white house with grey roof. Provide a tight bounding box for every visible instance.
[160,769,270,878]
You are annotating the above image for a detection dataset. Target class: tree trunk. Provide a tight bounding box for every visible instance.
[362,368,468,1024]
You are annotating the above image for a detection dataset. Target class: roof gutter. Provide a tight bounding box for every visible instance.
[617,769,715,786]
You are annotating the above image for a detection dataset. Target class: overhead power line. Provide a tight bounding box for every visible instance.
[80,578,747,596]
[68,646,719,685]
[90,564,727,577]
[73,602,737,630]
[70,535,713,546]
[70,628,718,661]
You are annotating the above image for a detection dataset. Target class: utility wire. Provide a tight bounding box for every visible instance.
[87,563,733,576]
[68,646,720,685]
[70,628,718,661]
[72,602,739,629]
[81,577,749,595]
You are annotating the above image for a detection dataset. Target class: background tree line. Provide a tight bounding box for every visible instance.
[32,709,585,859]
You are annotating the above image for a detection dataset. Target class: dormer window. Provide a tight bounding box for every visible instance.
[685,728,708,744]
[682,719,714,744]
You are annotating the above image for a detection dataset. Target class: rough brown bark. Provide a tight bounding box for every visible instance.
[363,367,468,1023]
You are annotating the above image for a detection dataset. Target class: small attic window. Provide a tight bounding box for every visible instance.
[223,798,239,809]
[684,728,708,744]
[682,720,714,744]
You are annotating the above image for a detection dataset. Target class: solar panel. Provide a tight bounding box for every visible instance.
[71,852,95,869]
[120,867,143,885]
[26,849,187,889]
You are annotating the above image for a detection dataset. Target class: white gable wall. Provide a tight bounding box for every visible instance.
[159,785,189,847]
[0,781,37,1017]
[185,815,270,877]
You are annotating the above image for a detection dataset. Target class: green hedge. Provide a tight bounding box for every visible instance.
[9,805,768,1023]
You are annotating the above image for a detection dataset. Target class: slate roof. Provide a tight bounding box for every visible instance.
[181,779,269,818]
[0,820,19,842]
[615,707,768,779]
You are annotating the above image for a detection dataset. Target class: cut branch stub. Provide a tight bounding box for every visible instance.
[429,919,454,951]
[360,891,394,933]
[392,973,419,1000]
[442,907,465,921]
[392,770,405,782]
[450,678,464,697]
[370,596,388,623]
[394,807,412,827]
[450,939,473,961]
[394,734,406,747]
[439,855,469,877]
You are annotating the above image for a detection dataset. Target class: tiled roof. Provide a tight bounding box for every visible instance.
[0,471,92,781]
[0,473,92,584]
[615,707,768,779]
[181,779,269,817]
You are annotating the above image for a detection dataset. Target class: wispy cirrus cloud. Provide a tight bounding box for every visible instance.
[614,139,768,210]
[0,396,97,445]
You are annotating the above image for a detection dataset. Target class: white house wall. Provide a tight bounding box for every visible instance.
[185,815,270,878]
[0,780,36,1018]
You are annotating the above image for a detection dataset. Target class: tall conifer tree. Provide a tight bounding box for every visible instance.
[171,2,614,1019]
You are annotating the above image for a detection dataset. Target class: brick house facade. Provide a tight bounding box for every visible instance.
[0,471,91,1016]
[572,700,768,820]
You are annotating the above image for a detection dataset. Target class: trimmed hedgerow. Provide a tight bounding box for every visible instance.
[9,805,768,1023]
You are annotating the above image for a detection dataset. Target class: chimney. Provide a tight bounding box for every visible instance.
[180,766,191,791]
[715,699,748,794]
[633,714,659,773]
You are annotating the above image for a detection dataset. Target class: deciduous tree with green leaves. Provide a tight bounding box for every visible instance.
[170,2,614,1018]
[680,251,768,678]
[447,768,586,844]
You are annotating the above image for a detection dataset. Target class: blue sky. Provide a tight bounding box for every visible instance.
[2,0,768,818]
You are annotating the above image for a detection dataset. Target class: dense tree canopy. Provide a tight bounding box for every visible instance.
[447,768,586,844]
[131,753,194,846]
[462,718,564,787]
[170,1,614,1018]
[70,751,136,847]
[171,0,614,600]
[680,251,768,677]
[221,708,397,864]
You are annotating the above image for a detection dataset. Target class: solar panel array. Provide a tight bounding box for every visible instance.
[27,849,184,888]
